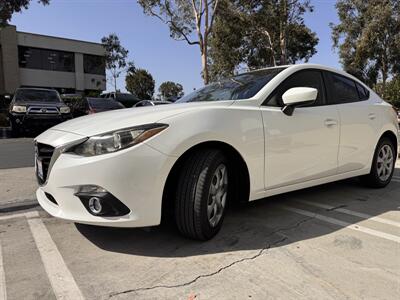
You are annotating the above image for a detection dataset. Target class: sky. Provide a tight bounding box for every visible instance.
[11,0,341,94]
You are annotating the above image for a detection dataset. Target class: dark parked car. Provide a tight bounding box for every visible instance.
[135,100,172,107]
[8,88,72,136]
[100,92,141,107]
[72,97,125,117]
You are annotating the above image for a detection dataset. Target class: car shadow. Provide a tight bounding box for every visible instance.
[76,168,400,257]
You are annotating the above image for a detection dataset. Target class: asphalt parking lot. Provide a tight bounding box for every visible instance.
[0,138,399,300]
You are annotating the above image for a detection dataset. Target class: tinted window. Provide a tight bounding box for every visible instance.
[88,98,124,109]
[327,73,359,104]
[15,89,61,102]
[265,70,325,107]
[355,82,370,101]
[177,68,286,103]
[84,55,105,75]
[19,46,75,72]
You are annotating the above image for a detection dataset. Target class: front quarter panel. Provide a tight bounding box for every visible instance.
[146,102,265,199]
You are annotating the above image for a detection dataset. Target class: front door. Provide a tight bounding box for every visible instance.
[261,69,340,189]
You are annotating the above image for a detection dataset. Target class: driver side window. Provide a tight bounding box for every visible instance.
[265,70,325,107]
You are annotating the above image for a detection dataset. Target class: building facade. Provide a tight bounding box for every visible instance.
[0,25,106,95]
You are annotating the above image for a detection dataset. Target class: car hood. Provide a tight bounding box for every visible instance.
[49,101,234,137]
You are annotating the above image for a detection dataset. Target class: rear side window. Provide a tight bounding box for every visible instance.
[355,82,370,100]
[326,72,360,104]
[265,70,325,107]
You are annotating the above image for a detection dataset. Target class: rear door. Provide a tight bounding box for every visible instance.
[324,71,379,173]
[261,69,340,189]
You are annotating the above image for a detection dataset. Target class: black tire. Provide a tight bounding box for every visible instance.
[175,149,229,240]
[360,137,396,188]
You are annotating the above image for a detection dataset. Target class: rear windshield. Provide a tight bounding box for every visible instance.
[88,98,125,109]
[117,93,139,101]
[177,67,286,103]
[15,89,61,102]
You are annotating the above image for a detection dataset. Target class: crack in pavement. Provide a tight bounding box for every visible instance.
[107,216,314,298]
[325,204,347,212]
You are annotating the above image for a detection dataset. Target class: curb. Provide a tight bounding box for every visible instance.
[0,199,39,214]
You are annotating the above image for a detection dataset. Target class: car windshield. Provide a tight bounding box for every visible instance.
[15,89,61,102]
[177,67,286,103]
[88,98,125,109]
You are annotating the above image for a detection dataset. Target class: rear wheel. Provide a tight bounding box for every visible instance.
[360,137,396,188]
[175,149,229,240]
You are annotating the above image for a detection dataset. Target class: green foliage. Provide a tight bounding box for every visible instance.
[101,34,129,92]
[209,0,318,81]
[374,77,400,108]
[158,81,184,100]
[331,0,400,86]
[0,0,50,26]
[125,68,155,100]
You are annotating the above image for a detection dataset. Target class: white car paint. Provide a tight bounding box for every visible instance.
[35,64,399,228]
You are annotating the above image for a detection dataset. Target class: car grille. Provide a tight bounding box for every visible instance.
[35,143,55,185]
[28,107,59,114]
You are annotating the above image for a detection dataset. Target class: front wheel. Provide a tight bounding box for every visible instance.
[175,149,229,240]
[360,137,396,188]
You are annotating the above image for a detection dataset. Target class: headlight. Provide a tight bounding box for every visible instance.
[60,106,70,114]
[69,123,168,156]
[12,105,27,113]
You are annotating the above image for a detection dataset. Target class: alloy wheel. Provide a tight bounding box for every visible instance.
[207,164,228,227]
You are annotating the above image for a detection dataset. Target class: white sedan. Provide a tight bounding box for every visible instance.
[35,64,399,240]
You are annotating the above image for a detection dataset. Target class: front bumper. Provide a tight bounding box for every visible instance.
[36,130,175,227]
[9,112,72,130]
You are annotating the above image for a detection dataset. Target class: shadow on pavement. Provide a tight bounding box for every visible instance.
[76,171,400,258]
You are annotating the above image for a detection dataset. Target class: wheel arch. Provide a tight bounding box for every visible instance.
[379,130,398,156]
[161,140,251,221]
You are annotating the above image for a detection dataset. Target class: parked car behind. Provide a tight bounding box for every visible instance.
[72,97,125,117]
[101,92,141,108]
[8,88,72,136]
[135,100,172,107]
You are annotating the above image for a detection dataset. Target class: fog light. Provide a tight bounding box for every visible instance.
[88,197,102,214]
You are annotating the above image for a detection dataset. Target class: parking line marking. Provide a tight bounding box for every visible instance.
[280,205,400,243]
[0,241,6,300]
[392,178,400,183]
[295,199,400,228]
[27,212,84,300]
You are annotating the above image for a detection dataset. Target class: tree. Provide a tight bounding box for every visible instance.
[208,0,318,81]
[125,68,155,100]
[101,34,129,93]
[331,0,400,87]
[158,81,184,100]
[0,0,50,27]
[374,76,400,107]
[137,0,221,85]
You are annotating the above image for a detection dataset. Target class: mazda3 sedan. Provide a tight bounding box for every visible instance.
[35,64,399,240]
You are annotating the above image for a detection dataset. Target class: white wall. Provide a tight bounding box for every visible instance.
[19,69,75,89]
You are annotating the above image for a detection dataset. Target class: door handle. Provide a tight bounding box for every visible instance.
[324,119,338,127]
[368,113,376,120]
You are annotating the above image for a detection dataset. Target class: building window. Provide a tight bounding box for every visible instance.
[18,46,75,72]
[83,54,105,75]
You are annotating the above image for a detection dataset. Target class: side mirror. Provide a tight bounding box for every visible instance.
[281,87,318,116]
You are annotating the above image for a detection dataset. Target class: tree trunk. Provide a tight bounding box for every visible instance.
[114,75,117,93]
[279,0,287,65]
[202,42,209,85]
